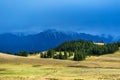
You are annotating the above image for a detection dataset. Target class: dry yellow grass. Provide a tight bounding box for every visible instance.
[1,50,120,80]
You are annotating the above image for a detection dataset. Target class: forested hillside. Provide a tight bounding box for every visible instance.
[41,40,119,61]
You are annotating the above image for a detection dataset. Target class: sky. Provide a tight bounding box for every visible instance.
[0,0,120,36]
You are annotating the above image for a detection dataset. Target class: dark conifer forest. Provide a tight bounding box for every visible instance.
[41,40,119,61]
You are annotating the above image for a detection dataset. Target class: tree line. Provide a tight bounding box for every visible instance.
[40,40,119,61]
[6,51,36,57]
[5,40,120,61]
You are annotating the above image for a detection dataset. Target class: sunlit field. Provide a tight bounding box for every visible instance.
[1,50,120,80]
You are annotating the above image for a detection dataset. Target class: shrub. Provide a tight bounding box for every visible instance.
[18,51,28,57]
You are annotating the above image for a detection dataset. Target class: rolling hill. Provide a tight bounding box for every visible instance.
[1,50,120,68]
[1,50,120,80]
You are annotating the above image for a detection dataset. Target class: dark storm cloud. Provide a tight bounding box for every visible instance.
[0,0,120,35]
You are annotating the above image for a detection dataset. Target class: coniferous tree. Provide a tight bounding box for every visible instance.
[53,54,59,59]
[74,50,86,61]
[41,40,119,61]
[59,52,63,59]
[40,52,44,58]
[44,52,48,58]
[47,49,54,58]
[73,50,78,61]
[68,51,73,57]
[63,51,68,60]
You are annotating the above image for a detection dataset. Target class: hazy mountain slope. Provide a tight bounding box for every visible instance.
[0,30,113,53]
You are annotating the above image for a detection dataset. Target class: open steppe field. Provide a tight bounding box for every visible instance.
[1,51,120,80]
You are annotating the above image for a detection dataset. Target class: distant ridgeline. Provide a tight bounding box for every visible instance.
[0,30,114,53]
[41,40,120,61]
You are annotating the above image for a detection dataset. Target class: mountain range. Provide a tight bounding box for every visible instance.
[0,29,116,53]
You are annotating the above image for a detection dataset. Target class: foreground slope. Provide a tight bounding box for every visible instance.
[1,50,120,68]
[1,51,120,80]
[0,53,76,67]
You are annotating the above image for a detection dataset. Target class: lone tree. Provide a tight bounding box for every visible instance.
[18,51,28,57]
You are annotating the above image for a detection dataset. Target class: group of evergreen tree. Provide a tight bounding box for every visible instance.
[4,39,120,61]
[40,50,73,60]
[54,40,94,52]
[6,51,36,57]
[17,51,37,57]
[45,40,119,61]
[18,51,28,57]
[54,40,119,55]
[73,51,86,61]
[88,44,118,55]
[53,51,68,60]
[40,49,54,58]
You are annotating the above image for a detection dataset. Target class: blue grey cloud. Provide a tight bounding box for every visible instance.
[0,0,120,35]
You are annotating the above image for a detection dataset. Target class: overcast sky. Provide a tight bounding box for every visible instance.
[0,0,120,35]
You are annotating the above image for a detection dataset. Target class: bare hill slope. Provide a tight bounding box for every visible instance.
[1,51,120,80]
[1,50,120,68]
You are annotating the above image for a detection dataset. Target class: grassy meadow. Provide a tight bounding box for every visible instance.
[1,50,120,80]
